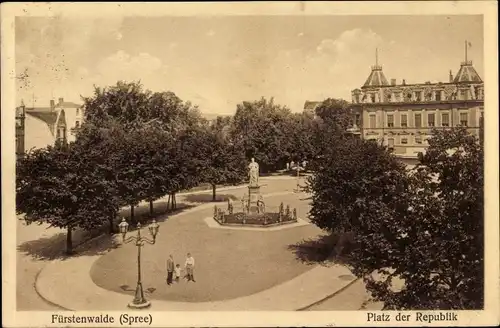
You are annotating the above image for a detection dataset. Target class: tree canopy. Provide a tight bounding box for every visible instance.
[307,126,484,310]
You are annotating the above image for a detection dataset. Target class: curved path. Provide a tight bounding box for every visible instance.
[35,178,362,311]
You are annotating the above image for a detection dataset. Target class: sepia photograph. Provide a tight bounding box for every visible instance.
[2,1,499,327]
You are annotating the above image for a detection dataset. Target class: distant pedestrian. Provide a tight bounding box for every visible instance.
[185,253,196,282]
[166,254,174,285]
[174,264,182,282]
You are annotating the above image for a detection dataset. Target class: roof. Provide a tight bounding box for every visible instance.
[25,107,53,112]
[363,65,389,88]
[453,61,482,83]
[26,109,67,137]
[25,111,58,125]
[303,101,320,110]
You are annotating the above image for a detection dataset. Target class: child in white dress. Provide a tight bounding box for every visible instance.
[174,264,182,282]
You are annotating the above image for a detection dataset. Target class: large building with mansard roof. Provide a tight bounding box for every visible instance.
[350,45,484,162]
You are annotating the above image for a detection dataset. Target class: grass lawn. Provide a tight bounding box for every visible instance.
[90,191,324,303]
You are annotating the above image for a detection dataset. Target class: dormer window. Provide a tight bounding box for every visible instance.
[415,91,422,102]
[370,94,376,103]
[460,90,468,100]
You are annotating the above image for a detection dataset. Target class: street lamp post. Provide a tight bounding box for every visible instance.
[118,218,160,309]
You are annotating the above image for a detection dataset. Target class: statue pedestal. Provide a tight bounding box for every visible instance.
[248,185,261,213]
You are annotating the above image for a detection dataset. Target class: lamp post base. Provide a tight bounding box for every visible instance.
[127,300,151,309]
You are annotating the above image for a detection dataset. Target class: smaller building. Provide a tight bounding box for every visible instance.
[51,98,84,143]
[15,100,71,156]
[15,103,26,160]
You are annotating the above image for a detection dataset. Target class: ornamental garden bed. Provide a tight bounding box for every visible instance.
[215,212,297,226]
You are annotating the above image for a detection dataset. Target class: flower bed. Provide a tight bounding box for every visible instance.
[216,212,296,226]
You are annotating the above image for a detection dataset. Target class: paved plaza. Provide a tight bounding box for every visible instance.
[17,177,377,311]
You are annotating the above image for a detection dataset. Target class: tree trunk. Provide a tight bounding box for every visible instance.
[149,200,154,217]
[212,184,217,202]
[172,193,177,210]
[108,216,114,234]
[66,225,73,255]
[131,205,135,223]
[167,194,171,211]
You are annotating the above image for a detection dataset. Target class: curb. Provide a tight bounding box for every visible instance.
[32,232,112,311]
[296,277,361,311]
[33,267,71,311]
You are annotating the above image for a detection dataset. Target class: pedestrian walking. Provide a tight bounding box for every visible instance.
[185,253,195,282]
[166,254,174,285]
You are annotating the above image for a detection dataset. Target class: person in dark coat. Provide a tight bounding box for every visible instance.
[166,254,174,285]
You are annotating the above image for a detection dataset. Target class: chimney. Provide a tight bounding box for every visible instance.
[50,99,55,110]
[449,70,453,82]
[402,79,406,86]
[391,78,396,86]
[58,97,64,105]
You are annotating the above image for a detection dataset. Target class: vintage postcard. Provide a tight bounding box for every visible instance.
[2,1,499,327]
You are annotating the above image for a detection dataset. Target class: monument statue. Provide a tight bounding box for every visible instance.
[248,158,260,187]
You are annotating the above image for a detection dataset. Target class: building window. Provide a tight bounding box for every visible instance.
[355,114,361,127]
[401,114,408,128]
[387,138,394,151]
[75,121,80,128]
[76,108,80,115]
[428,113,435,127]
[57,129,61,139]
[435,91,441,101]
[387,114,394,128]
[369,114,376,129]
[415,91,422,102]
[460,90,468,100]
[441,113,450,127]
[401,137,408,144]
[460,112,468,126]
[415,113,422,128]
[415,136,422,144]
[370,94,376,103]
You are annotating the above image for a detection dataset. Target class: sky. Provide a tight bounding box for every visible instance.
[15,15,483,114]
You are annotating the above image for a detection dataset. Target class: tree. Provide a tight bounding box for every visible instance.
[287,111,321,164]
[81,82,206,218]
[383,127,483,310]
[134,127,175,217]
[313,98,352,128]
[310,98,354,166]
[231,97,292,172]
[307,137,408,234]
[158,125,207,210]
[112,127,158,223]
[308,126,484,310]
[199,118,247,201]
[16,141,118,253]
[82,81,151,127]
